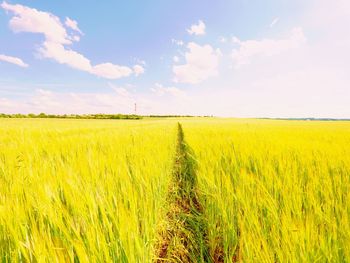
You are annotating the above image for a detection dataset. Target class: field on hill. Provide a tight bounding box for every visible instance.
[0,118,349,262]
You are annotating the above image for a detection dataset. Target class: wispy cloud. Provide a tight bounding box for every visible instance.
[270,17,279,28]
[151,83,187,98]
[0,54,28,67]
[65,17,83,35]
[171,39,184,46]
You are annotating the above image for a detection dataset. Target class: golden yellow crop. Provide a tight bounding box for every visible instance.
[182,118,350,262]
[0,119,177,262]
[1,118,349,262]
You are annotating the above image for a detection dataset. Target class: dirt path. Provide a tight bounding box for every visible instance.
[155,123,217,262]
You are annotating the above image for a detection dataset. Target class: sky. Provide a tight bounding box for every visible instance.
[0,0,349,117]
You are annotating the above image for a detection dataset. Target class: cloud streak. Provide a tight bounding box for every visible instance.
[0,54,28,67]
[270,17,279,28]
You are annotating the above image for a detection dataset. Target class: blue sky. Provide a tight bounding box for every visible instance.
[0,0,349,117]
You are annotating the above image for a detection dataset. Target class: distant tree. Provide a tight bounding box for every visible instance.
[0,112,143,120]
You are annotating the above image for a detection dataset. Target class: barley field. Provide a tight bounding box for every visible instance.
[182,119,350,262]
[0,119,177,262]
[0,118,349,262]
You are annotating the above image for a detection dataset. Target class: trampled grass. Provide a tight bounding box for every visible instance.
[182,119,350,262]
[1,118,350,262]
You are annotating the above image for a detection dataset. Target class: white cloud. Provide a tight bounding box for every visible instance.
[217,68,350,118]
[187,20,206,36]
[232,36,240,44]
[173,56,179,63]
[133,64,145,76]
[151,83,187,98]
[219,36,227,43]
[39,42,134,78]
[0,97,20,108]
[306,0,350,47]
[39,41,91,71]
[72,35,80,42]
[171,39,184,46]
[1,2,135,80]
[308,0,350,26]
[1,1,71,44]
[108,82,135,94]
[29,89,60,107]
[1,88,139,114]
[114,87,131,98]
[91,63,133,79]
[270,17,279,28]
[65,17,83,35]
[2,1,349,118]
[134,58,146,65]
[0,54,28,67]
[1,86,191,115]
[231,27,306,68]
[173,42,221,84]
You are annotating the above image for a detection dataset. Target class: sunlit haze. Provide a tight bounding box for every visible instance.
[1,0,349,117]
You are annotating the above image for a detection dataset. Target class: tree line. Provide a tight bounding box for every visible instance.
[0,113,142,119]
